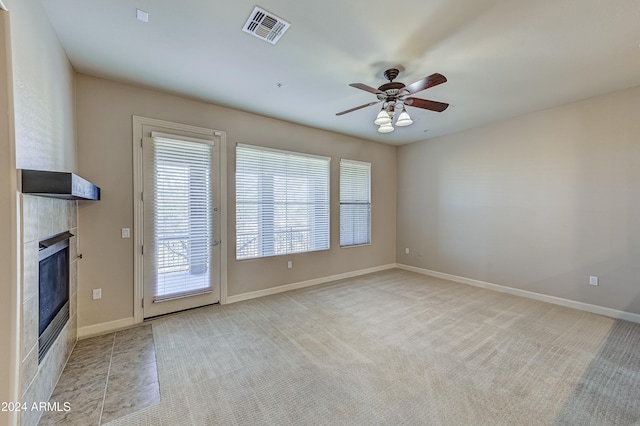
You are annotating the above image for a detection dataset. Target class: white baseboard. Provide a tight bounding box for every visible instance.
[81,264,639,333]
[397,264,640,324]
[226,264,397,304]
[77,317,136,339]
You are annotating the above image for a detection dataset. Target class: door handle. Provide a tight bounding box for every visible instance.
[212,240,220,246]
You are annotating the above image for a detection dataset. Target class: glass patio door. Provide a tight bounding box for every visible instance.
[142,129,220,318]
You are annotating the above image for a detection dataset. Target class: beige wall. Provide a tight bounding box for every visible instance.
[9,0,75,172]
[397,85,640,315]
[3,0,77,423]
[0,9,19,425]
[75,74,397,328]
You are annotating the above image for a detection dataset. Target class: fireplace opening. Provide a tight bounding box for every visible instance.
[38,231,72,363]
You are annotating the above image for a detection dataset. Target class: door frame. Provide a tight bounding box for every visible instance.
[132,116,227,324]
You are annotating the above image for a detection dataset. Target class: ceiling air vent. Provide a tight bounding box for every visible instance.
[242,6,290,44]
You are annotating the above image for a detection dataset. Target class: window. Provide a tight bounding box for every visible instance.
[340,159,371,247]
[236,144,330,260]
[151,134,214,300]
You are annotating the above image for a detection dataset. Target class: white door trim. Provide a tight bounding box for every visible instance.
[132,116,227,324]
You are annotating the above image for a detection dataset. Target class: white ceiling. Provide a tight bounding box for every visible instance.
[40,0,640,145]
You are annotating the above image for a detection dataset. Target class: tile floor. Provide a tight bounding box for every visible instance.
[38,324,160,425]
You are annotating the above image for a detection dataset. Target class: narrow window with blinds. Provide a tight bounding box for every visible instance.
[236,144,330,260]
[340,159,371,247]
[152,135,214,301]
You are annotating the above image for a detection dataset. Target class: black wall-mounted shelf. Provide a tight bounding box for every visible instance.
[21,169,100,201]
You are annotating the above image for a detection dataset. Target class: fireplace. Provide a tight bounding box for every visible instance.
[38,231,73,363]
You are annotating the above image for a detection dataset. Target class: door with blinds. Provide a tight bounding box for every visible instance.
[142,128,221,318]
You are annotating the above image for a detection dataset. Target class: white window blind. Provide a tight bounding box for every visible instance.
[236,144,330,260]
[340,159,371,247]
[152,134,213,301]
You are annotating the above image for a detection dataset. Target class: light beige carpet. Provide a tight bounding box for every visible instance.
[104,269,640,425]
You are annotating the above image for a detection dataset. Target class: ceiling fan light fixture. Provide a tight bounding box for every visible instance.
[373,109,391,125]
[335,69,449,136]
[395,108,413,127]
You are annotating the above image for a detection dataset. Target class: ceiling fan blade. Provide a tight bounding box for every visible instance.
[349,83,385,95]
[336,101,381,116]
[403,73,447,95]
[404,97,449,112]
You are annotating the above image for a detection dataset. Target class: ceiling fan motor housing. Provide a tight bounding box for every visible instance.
[378,69,406,100]
[378,82,405,92]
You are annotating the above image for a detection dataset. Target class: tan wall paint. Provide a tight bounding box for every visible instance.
[3,0,77,420]
[8,0,75,172]
[75,74,396,328]
[0,9,19,425]
[397,86,640,315]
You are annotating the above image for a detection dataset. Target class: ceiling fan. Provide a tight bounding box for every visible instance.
[336,68,449,133]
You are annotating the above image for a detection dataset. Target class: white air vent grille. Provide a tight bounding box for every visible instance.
[243,6,290,44]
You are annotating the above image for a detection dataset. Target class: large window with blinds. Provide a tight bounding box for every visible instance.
[236,144,330,260]
[340,159,371,247]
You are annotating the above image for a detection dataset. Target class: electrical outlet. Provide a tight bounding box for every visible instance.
[287,260,293,269]
[121,228,130,238]
[405,248,410,254]
[589,276,599,286]
[92,288,102,300]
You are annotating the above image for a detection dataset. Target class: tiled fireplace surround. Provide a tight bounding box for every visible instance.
[20,195,78,426]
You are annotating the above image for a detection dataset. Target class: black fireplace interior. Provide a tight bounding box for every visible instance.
[38,232,72,363]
